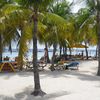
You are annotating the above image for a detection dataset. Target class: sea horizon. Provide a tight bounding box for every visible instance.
[2,48,97,61]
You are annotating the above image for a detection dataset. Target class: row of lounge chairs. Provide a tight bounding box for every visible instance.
[0,55,80,72]
[25,60,47,71]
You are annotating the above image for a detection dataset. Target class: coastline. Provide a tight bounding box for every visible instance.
[3,48,97,60]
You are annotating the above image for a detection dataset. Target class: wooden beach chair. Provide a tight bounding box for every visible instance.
[25,60,47,71]
[0,61,16,72]
[53,60,68,70]
[11,57,19,69]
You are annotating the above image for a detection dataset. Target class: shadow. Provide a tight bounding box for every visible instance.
[0,86,71,100]
[40,70,70,78]
[0,69,71,79]
[0,71,33,79]
[0,60,99,82]
[0,68,100,82]
[67,71,100,82]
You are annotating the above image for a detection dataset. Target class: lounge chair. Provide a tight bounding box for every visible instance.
[53,60,68,70]
[64,61,79,70]
[25,60,47,71]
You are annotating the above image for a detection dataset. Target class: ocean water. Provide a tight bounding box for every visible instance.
[2,49,97,61]
[3,50,53,61]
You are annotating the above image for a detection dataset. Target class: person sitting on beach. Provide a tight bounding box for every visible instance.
[58,57,66,64]
[3,56,9,61]
[39,56,45,64]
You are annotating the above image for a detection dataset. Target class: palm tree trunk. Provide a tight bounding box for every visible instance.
[85,42,88,60]
[69,47,72,58]
[45,43,50,63]
[59,45,62,57]
[97,6,100,76]
[0,34,2,62]
[50,43,57,71]
[31,9,46,96]
[63,47,65,55]
[65,47,67,59]
[65,47,67,55]
[18,55,23,71]
[96,46,98,59]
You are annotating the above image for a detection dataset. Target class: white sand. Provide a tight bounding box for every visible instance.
[0,60,100,100]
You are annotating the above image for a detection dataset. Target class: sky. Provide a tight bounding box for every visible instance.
[68,0,86,13]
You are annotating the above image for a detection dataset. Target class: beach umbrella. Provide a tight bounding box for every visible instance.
[70,44,88,48]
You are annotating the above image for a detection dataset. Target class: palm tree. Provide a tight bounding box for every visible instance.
[96,0,100,75]
[0,35,2,61]
[0,0,16,61]
[0,0,27,63]
[0,3,32,70]
[80,0,100,75]
[76,8,96,59]
[42,12,70,70]
[15,0,55,96]
[0,0,8,61]
[47,0,75,60]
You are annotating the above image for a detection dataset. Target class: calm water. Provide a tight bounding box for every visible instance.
[3,50,53,61]
[3,49,96,61]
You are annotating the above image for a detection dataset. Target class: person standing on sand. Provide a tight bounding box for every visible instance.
[44,48,48,64]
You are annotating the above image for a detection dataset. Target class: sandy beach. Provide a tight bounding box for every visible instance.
[0,60,100,100]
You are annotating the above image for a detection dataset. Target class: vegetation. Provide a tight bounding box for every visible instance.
[0,0,100,97]
[80,0,100,75]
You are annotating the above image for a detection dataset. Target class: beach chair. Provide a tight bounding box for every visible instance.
[38,60,47,70]
[25,60,47,71]
[53,60,67,70]
[11,57,22,70]
[64,61,79,70]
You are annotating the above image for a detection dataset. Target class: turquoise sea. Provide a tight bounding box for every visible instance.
[3,48,97,61]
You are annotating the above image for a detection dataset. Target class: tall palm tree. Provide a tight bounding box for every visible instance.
[0,0,8,61]
[80,0,100,75]
[0,0,16,61]
[0,3,31,66]
[48,0,74,60]
[96,0,100,75]
[0,0,26,62]
[42,12,70,70]
[76,8,96,59]
[15,0,55,96]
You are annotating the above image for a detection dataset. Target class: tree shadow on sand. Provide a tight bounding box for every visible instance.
[0,71,33,79]
[0,70,72,79]
[67,71,100,81]
[1,69,100,82]
[0,86,71,100]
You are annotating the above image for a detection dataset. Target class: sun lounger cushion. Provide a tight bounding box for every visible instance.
[65,61,79,69]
